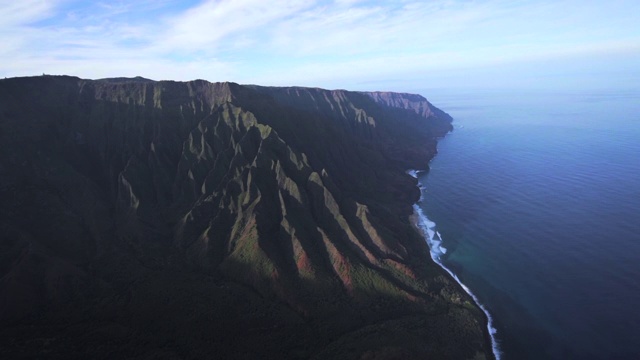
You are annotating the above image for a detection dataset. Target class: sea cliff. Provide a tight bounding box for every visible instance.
[0,75,491,359]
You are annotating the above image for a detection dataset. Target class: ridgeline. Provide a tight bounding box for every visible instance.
[0,76,491,359]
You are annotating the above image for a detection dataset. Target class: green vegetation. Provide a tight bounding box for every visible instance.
[0,76,490,359]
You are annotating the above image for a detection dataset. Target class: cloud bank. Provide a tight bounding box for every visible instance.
[2,0,639,90]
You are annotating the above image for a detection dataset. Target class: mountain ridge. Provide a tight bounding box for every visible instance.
[0,75,492,359]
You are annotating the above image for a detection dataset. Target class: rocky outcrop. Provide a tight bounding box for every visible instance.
[362,91,437,118]
[0,75,492,359]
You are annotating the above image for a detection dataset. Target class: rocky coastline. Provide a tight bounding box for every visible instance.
[0,75,492,359]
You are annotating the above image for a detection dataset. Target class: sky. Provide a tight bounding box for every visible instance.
[2,0,639,91]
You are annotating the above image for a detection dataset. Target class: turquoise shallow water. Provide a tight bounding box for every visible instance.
[415,89,640,359]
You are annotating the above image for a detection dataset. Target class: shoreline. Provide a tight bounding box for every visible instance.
[408,170,501,360]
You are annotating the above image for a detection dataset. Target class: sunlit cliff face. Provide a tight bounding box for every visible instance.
[0,76,493,359]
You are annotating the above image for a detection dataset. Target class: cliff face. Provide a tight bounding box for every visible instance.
[0,76,489,359]
[362,91,437,118]
[361,90,453,133]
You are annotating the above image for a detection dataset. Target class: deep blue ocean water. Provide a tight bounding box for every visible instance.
[414,89,640,360]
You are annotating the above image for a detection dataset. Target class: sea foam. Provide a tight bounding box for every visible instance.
[409,170,501,359]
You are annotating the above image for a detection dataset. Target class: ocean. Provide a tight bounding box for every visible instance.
[413,88,640,360]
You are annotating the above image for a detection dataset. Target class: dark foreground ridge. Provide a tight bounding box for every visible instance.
[0,76,491,359]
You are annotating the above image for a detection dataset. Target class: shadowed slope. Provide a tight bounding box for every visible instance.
[0,75,492,359]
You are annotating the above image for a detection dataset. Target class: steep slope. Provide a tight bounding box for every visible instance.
[361,91,447,119]
[0,76,492,359]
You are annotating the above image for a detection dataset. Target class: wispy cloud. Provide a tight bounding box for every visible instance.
[157,0,314,54]
[0,0,57,55]
[1,0,639,89]
[1,0,57,26]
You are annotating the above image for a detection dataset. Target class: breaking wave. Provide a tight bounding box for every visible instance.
[409,170,501,359]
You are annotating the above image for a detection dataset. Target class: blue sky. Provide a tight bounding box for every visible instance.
[2,0,639,91]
